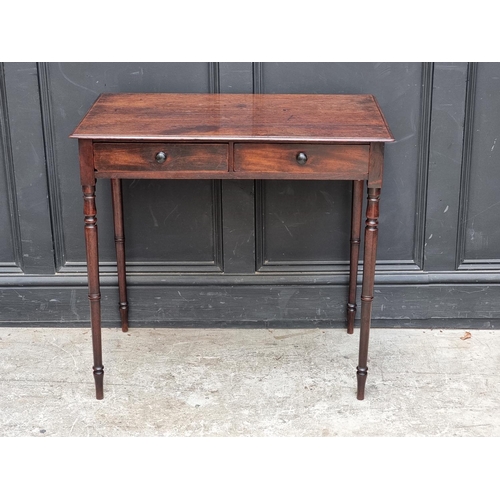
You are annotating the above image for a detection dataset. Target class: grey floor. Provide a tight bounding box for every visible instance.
[0,326,498,437]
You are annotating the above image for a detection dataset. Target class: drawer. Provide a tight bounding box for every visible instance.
[234,143,369,177]
[94,143,228,172]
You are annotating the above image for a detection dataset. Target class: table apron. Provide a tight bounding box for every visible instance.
[94,171,369,180]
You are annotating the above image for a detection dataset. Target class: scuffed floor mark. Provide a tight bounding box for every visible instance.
[272,213,293,237]
[58,63,99,95]
[48,338,77,367]
[70,289,80,321]
[274,330,319,340]
[149,203,159,227]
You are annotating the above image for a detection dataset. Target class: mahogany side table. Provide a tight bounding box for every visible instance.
[71,93,394,400]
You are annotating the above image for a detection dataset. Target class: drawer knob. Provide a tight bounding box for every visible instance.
[155,151,167,163]
[296,152,308,165]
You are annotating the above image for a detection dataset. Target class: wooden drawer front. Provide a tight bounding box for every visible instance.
[234,143,369,177]
[94,143,228,172]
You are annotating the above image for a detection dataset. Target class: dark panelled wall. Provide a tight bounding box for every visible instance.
[0,62,499,328]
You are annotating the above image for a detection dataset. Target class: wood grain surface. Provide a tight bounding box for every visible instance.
[94,142,228,172]
[234,143,369,177]
[70,93,395,142]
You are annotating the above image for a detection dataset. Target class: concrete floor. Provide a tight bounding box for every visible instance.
[0,326,498,437]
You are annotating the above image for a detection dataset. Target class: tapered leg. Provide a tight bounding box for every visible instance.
[83,184,104,400]
[111,179,129,332]
[356,187,380,400]
[347,180,364,334]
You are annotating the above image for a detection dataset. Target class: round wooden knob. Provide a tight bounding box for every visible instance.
[296,152,308,165]
[155,151,167,163]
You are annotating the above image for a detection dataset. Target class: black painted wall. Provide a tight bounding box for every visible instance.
[0,62,499,328]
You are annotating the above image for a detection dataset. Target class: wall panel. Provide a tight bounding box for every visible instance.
[460,63,500,268]
[41,62,222,272]
[259,62,430,268]
[0,64,20,271]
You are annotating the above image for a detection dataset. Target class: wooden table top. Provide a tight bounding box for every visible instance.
[71,93,394,143]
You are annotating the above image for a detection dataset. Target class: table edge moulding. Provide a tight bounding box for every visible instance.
[70,93,394,401]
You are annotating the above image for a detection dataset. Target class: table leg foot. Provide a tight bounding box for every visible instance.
[119,303,129,332]
[346,303,356,334]
[93,366,104,400]
[356,366,368,400]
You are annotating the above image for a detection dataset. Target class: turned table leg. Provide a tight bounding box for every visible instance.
[347,180,364,334]
[111,179,129,332]
[83,184,104,400]
[356,187,380,400]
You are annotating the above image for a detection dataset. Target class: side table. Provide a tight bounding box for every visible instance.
[71,93,394,400]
